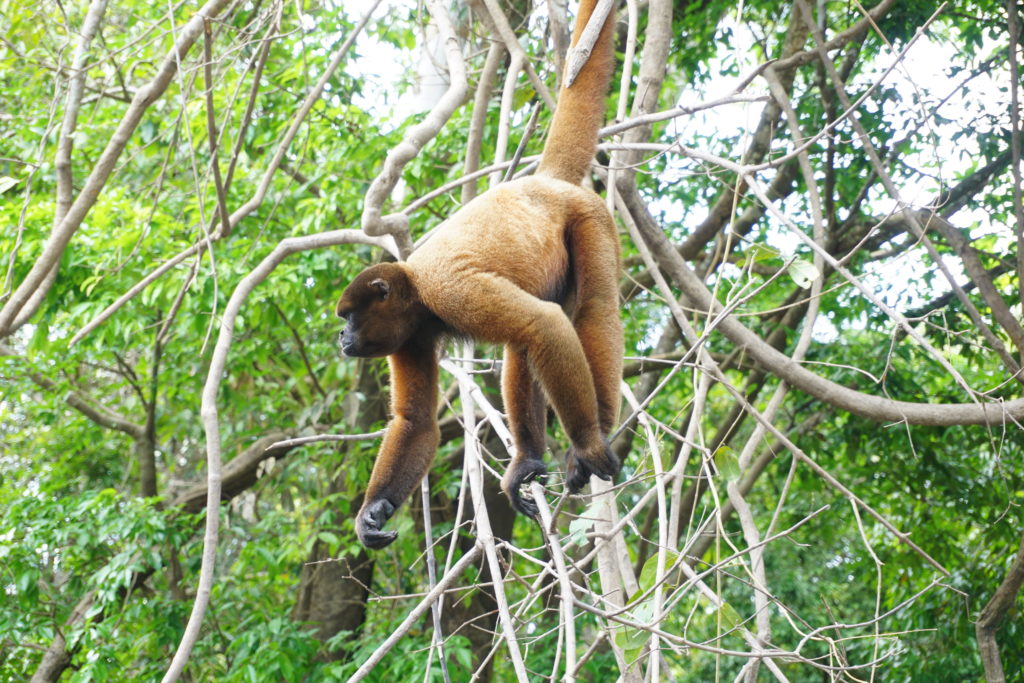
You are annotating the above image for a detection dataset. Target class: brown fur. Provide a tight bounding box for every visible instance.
[335,0,621,549]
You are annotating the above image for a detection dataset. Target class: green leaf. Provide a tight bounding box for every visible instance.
[317,531,340,548]
[745,243,781,264]
[714,446,741,481]
[568,501,601,546]
[717,602,743,631]
[787,259,819,289]
[636,550,680,596]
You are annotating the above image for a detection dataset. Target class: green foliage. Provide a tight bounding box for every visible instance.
[2,0,1024,680]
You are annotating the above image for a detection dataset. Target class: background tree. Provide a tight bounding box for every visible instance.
[2,0,1023,680]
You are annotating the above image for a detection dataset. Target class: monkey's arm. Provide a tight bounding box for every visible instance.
[357,337,440,549]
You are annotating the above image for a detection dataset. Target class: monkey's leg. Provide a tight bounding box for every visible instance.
[566,292,624,490]
[564,209,624,490]
[573,303,623,433]
[568,221,624,434]
[357,337,440,549]
[436,274,617,494]
[500,345,548,516]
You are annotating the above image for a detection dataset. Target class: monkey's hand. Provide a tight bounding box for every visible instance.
[501,458,548,517]
[565,441,619,494]
[357,498,398,549]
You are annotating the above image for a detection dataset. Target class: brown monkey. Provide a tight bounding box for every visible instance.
[336,0,621,549]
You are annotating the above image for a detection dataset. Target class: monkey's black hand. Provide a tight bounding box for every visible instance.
[357,498,398,549]
[501,458,548,517]
[565,441,619,494]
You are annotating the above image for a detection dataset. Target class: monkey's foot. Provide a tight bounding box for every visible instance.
[357,498,398,549]
[565,441,619,494]
[501,458,548,517]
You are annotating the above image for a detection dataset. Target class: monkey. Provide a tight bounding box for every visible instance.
[335,0,621,549]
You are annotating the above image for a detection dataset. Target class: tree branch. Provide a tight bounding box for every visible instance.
[976,531,1024,683]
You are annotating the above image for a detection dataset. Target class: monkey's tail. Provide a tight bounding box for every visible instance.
[535,0,617,186]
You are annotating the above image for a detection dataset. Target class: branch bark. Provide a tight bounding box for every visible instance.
[621,182,1024,426]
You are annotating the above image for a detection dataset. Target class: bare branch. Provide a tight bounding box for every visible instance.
[562,0,615,86]
[622,183,1024,426]
[70,1,387,346]
[347,545,482,681]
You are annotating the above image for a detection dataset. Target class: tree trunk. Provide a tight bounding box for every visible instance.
[292,545,375,659]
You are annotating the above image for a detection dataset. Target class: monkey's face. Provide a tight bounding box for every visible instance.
[335,264,420,358]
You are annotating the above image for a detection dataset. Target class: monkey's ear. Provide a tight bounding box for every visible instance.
[369,278,390,299]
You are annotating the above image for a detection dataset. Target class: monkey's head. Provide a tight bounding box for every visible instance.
[335,263,424,358]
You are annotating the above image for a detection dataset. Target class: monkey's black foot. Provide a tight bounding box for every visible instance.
[357,498,398,549]
[565,441,619,494]
[501,459,548,517]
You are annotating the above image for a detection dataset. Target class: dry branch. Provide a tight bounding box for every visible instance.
[70,0,386,346]
[624,183,1024,426]
[346,545,483,681]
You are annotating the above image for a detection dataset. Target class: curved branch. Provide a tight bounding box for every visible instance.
[976,531,1024,683]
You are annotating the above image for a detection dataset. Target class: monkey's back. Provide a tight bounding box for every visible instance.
[407,176,613,306]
